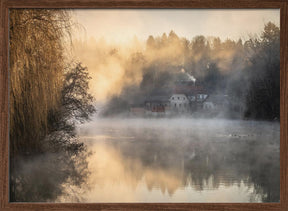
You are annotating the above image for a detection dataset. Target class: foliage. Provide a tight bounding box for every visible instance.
[244,22,280,119]
[9,9,73,156]
[46,63,96,153]
[104,23,279,120]
[9,9,95,202]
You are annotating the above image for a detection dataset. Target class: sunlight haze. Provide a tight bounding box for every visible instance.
[74,9,279,43]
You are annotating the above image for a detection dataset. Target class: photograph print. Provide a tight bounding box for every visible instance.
[9,9,280,202]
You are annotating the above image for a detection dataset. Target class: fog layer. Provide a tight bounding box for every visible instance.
[73,22,280,120]
[55,118,280,202]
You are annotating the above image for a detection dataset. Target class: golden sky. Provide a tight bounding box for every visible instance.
[74,9,280,43]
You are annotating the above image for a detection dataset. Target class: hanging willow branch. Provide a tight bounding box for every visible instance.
[9,9,74,156]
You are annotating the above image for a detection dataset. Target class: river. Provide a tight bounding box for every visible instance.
[57,118,280,202]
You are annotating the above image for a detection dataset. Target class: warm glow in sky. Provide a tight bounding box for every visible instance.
[72,9,280,102]
[74,9,279,43]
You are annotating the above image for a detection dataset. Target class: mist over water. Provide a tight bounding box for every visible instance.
[57,118,280,202]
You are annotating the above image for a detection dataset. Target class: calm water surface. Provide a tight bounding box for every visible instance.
[58,118,280,202]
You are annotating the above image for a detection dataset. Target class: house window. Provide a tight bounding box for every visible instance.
[175,103,176,107]
[178,97,180,100]
[172,97,174,100]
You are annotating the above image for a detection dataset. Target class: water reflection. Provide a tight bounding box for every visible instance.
[58,118,280,202]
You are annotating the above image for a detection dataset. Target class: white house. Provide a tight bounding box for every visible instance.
[169,94,190,112]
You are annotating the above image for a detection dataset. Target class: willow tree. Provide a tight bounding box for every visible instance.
[10,9,73,156]
[10,9,95,202]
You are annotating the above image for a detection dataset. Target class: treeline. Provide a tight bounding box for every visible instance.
[9,9,95,201]
[103,22,280,120]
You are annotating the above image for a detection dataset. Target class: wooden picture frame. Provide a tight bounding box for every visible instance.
[1,0,287,210]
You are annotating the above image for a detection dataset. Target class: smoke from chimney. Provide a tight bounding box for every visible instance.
[181,68,196,83]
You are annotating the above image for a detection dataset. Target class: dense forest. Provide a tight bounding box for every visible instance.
[9,9,95,201]
[101,22,279,120]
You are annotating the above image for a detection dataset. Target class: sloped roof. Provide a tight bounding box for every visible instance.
[173,81,206,95]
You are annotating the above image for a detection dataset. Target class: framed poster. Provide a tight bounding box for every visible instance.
[1,0,287,210]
